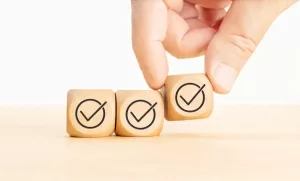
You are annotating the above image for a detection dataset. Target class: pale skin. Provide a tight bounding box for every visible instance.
[131,0,298,93]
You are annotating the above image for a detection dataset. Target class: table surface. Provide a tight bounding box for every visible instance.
[0,104,299,181]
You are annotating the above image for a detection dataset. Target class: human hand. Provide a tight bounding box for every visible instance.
[131,0,297,93]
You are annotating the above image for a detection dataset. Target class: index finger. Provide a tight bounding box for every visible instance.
[131,0,168,90]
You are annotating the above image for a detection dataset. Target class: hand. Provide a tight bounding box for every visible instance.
[131,0,297,93]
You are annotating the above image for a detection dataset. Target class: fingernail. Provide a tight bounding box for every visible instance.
[213,63,238,91]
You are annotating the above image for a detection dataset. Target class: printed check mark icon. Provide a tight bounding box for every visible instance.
[180,84,206,105]
[80,101,107,121]
[130,102,157,122]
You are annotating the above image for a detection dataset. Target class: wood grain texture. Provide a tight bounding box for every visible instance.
[0,104,299,181]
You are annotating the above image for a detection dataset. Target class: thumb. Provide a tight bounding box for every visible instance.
[205,0,297,94]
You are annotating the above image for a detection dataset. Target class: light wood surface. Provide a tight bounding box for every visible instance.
[0,104,300,181]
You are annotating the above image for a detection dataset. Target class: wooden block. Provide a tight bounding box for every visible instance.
[161,73,214,121]
[115,90,164,137]
[66,89,116,137]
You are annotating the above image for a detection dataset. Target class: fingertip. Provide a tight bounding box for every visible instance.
[133,40,169,91]
[206,70,230,94]
[206,62,238,94]
[143,64,168,90]
[204,35,241,95]
[147,78,166,90]
[206,72,233,95]
[130,0,168,91]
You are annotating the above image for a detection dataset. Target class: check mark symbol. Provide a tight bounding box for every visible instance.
[180,84,206,105]
[130,102,157,122]
[80,101,107,121]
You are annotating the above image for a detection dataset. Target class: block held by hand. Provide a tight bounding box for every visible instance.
[161,73,214,121]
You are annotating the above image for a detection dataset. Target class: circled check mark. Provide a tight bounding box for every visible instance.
[180,84,206,105]
[80,101,107,121]
[130,102,157,122]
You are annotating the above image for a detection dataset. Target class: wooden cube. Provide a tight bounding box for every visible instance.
[161,73,214,121]
[67,89,116,138]
[115,90,164,137]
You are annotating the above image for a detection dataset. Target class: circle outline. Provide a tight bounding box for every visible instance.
[75,98,106,129]
[175,82,206,113]
[125,99,156,130]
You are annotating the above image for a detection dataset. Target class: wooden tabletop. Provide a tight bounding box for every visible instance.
[0,104,299,181]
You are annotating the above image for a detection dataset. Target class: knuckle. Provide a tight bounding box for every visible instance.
[226,33,257,59]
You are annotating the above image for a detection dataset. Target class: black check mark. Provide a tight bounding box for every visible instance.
[130,102,157,122]
[80,101,107,121]
[180,84,206,105]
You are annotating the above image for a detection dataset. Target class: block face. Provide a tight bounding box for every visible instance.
[67,89,115,137]
[116,90,164,137]
[162,73,214,121]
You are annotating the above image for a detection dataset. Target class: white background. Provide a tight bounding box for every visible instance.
[0,0,299,105]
